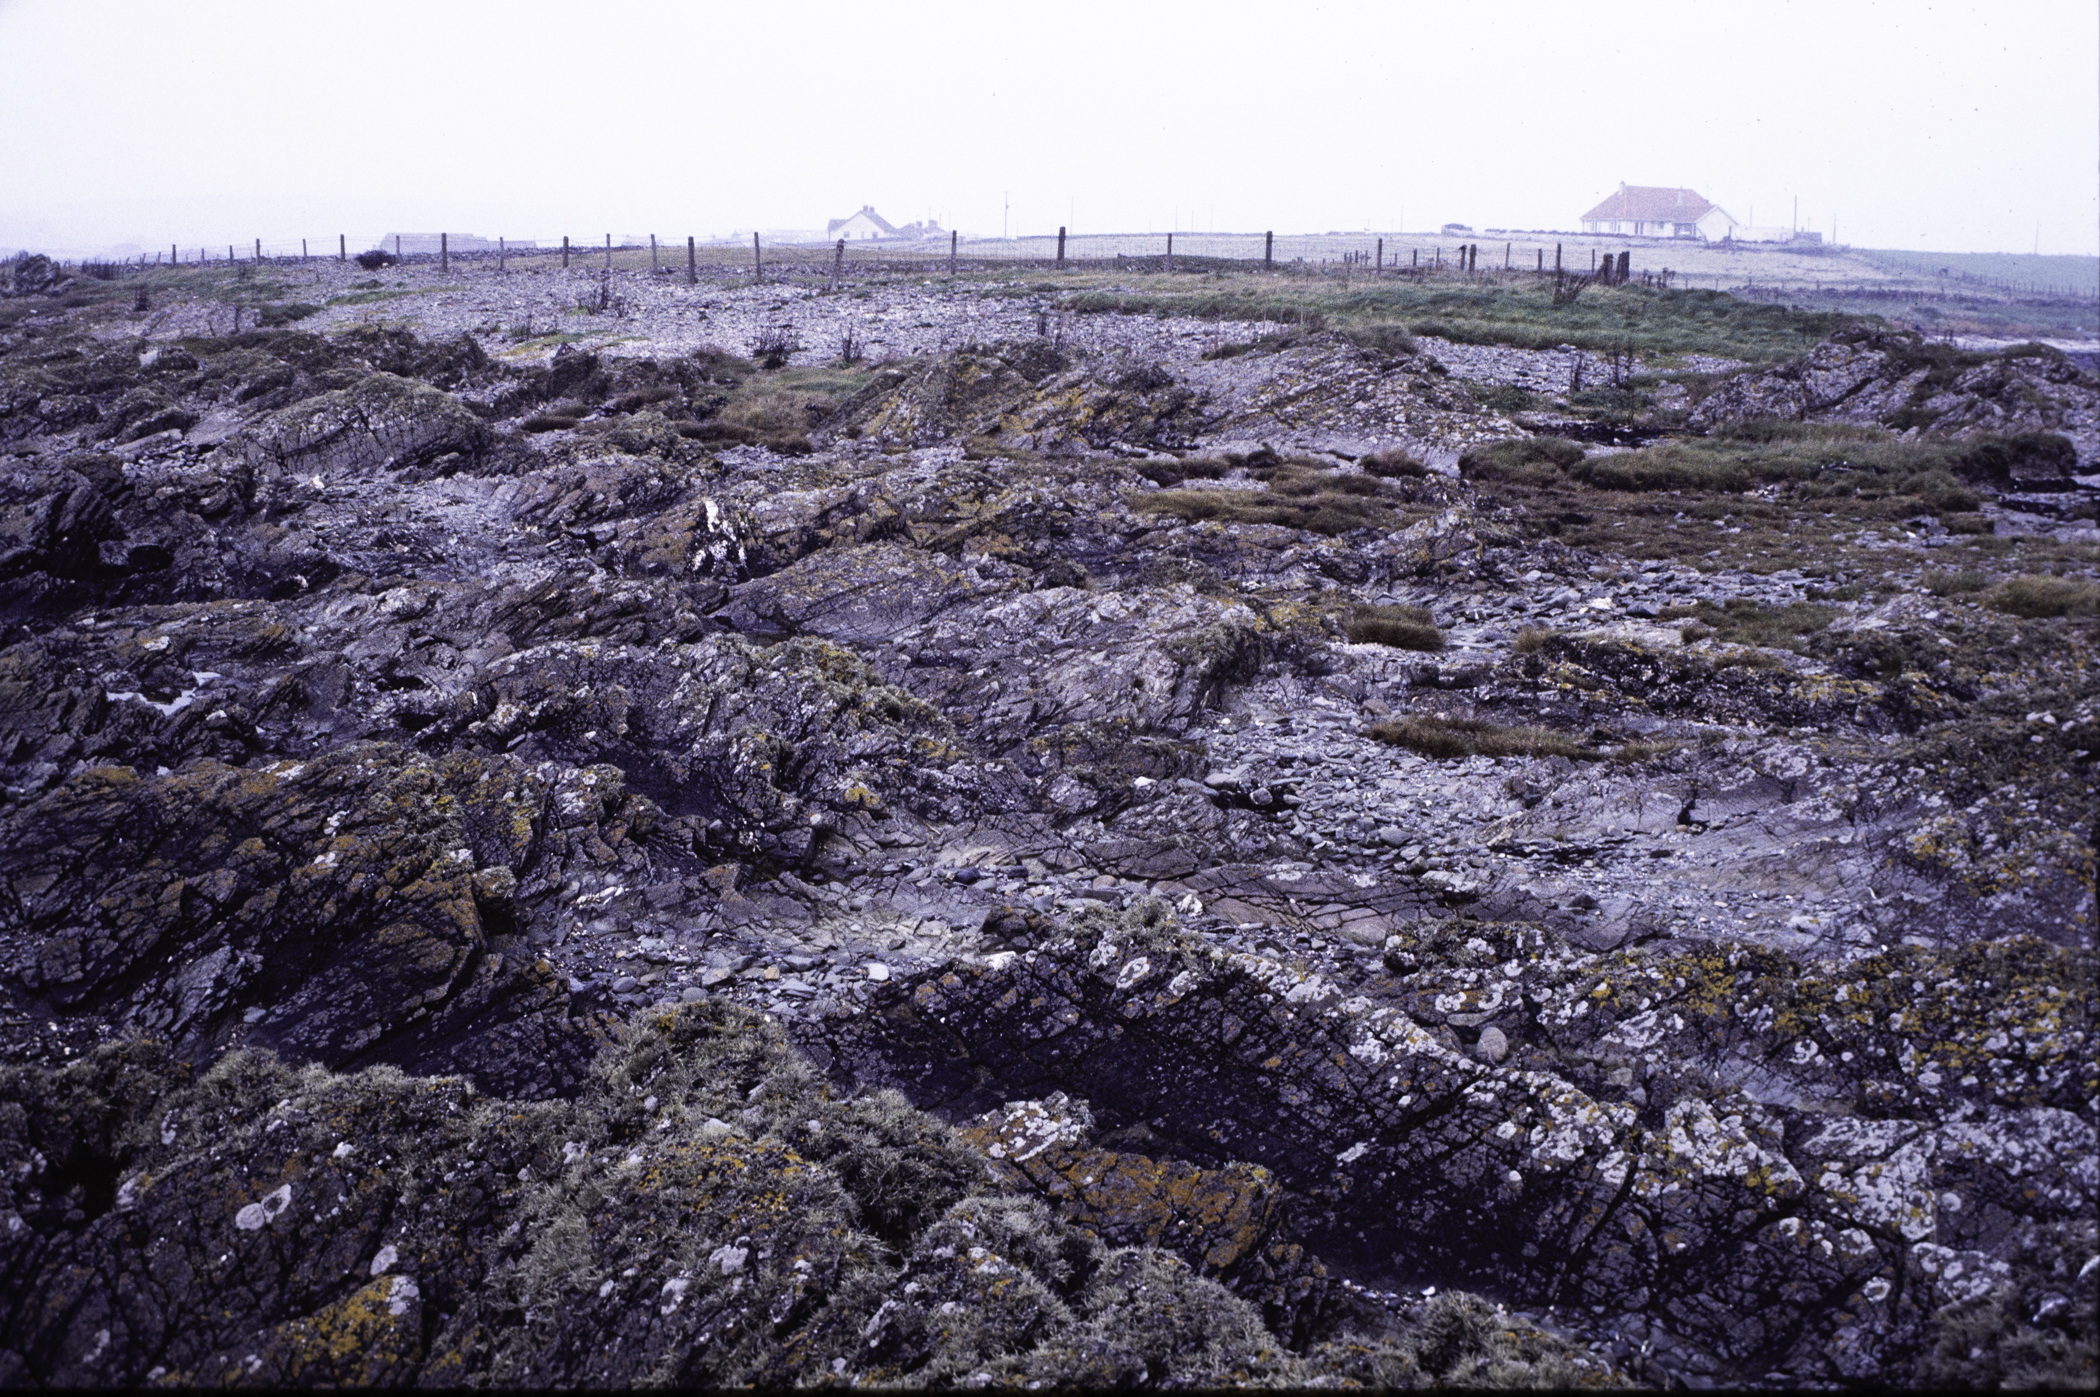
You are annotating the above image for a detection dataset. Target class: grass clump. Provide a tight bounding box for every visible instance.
[1924,569,1992,597]
[1347,604,1444,651]
[1663,597,1835,649]
[1360,448,1429,479]
[1371,715,1597,762]
[1511,627,1558,654]
[1135,461,1413,536]
[1987,574,2100,619]
[1458,437,1586,486]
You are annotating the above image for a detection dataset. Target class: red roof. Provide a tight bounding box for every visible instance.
[1580,185,1715,223]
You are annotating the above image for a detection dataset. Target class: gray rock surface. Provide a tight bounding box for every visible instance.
[0,267,2093,1388]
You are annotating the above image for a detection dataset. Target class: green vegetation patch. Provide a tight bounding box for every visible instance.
[1058,272,1858,362]
[1988,574,2100,619]
[1369,714,1664,763]
[1663,597,1837,650]
[1346,604,1444,651]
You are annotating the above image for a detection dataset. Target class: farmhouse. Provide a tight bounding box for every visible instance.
[1579,185,1738,241]
[826,206,944,242]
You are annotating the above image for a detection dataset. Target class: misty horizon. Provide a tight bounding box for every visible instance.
[2,0,2095,261]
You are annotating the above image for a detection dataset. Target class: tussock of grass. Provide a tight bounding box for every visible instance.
[1663,597,1836,650]
[1346,604,1443,651]
[1512,627,1558,654]
[1134,461,1411,536]
[1369,714,1666,763]
[1360,449,1428,479]
[1458,437,1586,485]
[1924,569,1992,597]
[1987,574,2100,619]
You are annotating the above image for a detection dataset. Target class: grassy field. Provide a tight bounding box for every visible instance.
[1047,269,1859,363]
[1854,248,2100,297]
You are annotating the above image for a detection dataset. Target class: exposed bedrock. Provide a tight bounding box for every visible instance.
[802,904,2097,1384]
[1,297,2095,1387]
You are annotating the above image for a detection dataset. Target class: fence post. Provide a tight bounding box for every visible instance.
[340,234,346,263]
[651,234,658,271]
[831,238,846,288]
[1264,230,1273,266]
[562,236,570,269]
[499,236,506,272]
[688,236,696,284]
[605,234,612,270]
[1412,248,1417,269]
[1537,248,1543,274]
[302,238,308,262]
[440,232,448,273]
[172,243,178,267]
[1505,241,1510,269]
[753,232,762,281]
[395,235,401,259]
[1165,232,1173,273]
[255,238,261,262]
[949,229,957,276]
[1556,243,1562,273]
[1375,237,1382,272]
[1057,226,1066,267]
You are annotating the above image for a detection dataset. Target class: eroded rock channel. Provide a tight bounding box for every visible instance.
[0,262,2093,1387]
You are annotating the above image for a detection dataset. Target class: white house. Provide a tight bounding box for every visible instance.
[825,206,944,242]
[1578,185,1738,241]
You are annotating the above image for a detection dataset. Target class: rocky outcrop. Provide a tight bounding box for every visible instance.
[805,902,2098,1385]
[0,1005,1623,1388]
[1,285,2094,1388]
[1688,331,2100,469]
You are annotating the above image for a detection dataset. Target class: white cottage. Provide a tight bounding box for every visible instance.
[827,206,900,241]
[1579,185,1738,241]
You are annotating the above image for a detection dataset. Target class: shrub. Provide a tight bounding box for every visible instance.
[751,323,800,369]
[354,249,398,270]
[1954,433,2079,488]
[1987,575,2100,619]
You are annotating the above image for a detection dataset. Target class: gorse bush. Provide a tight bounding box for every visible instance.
[353,249,398,270]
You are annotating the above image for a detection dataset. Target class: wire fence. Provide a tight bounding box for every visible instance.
[13,230,2098,311]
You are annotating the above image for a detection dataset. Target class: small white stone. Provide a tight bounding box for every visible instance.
[371,1243,399,1276]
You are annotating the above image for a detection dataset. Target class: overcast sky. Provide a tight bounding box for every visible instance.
[2,0,2094,256]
